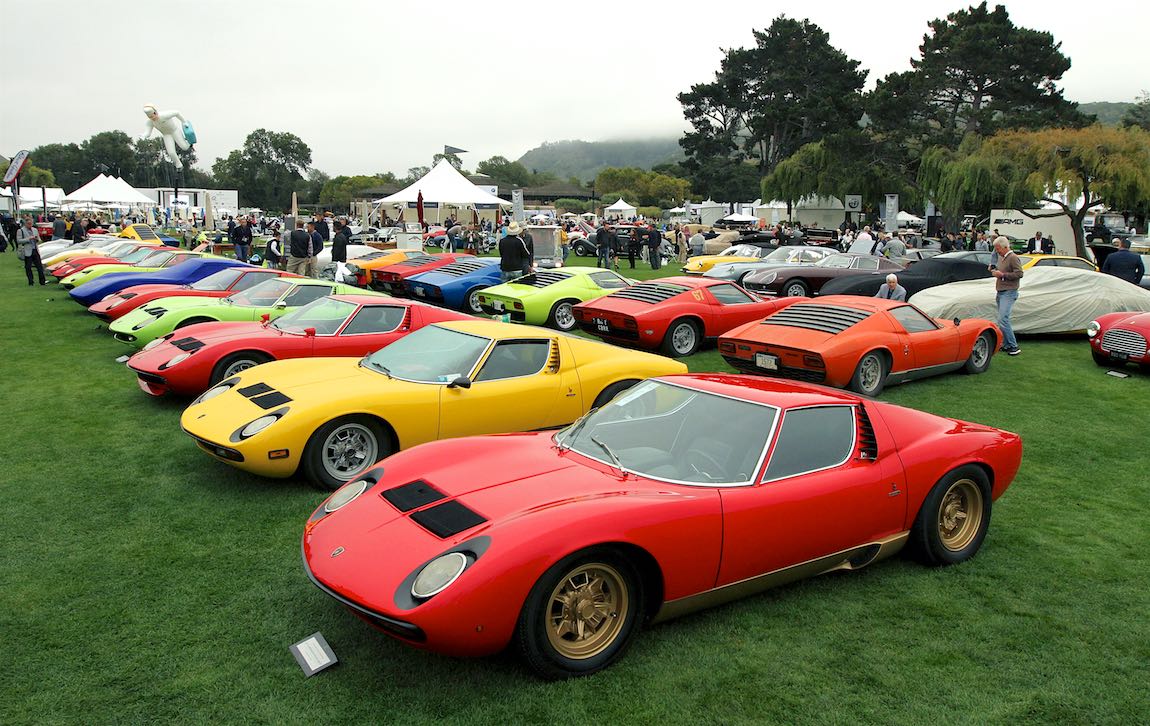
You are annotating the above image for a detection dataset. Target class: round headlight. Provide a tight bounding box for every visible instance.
[760,272,778,284]
[197,383,232,403]
[411,552,469,599]
[240,415,278,438]
[166,353,191,367]
[323,479,369,514]
[142,337,166,352]
[1087,320,1100,338]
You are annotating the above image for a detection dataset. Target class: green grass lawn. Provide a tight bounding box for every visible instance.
[2,254,1148,725]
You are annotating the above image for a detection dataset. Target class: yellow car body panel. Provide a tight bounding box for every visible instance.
[180,319,686,480]
[354,249,427,272]
[682,254,762,275]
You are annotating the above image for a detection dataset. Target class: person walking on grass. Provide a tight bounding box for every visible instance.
[16,217,48,286]
[991,236,1023,356]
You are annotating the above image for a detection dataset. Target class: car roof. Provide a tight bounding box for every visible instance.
[795,295,908,313]
[633,276,717,289]
[658,373,863,408]
[435,319,559,338]
[328,294,403,306]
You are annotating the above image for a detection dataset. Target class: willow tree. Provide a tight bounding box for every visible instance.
[919,125,1150,256]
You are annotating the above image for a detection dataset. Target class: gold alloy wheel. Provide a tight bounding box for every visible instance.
[545,563,629,659]
[938,479,984,551]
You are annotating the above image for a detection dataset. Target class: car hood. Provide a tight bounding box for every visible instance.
[168,320,285,346]
[136,295,231,314]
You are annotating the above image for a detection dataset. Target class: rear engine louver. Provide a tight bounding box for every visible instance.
[410,501,486,538]
[762,304,872,334]
[519,271,568,288]
[382,480,446,512]
[396,255,438,267]
[608,283,689,304]
[436,259,490,277]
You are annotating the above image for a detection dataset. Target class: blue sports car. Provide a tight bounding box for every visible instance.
[403,257,503,313]
[68,257,250,307]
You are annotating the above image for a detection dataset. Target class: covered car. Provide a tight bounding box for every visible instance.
[910,267,1150,335]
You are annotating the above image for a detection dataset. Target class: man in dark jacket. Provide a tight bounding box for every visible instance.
[595,223,612,268]
[331,220,350,263]
[1101,238,1145,285]
[231,217,254,262]
[498,221,530,282]
[52,216,68,240]
[287,221,318,277]
[646,225,663,270]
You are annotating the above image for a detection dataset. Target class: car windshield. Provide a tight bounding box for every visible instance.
[271,297,357,335]
[721,245,759,257]
[556,380,777,485]
[135,250,176,267]
[114,247,152,262]
[764,247,805,262]
[224,277,293,307]
[190,268,245,291]
[816,254,856,269]
[362,325,491,383]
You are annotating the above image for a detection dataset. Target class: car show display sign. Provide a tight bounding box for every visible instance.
[3,150,30,185]
[289,632,338,677]
[885,194,899,231]
[512,189,524,221]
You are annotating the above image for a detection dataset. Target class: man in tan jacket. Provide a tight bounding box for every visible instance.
[991,236,1024,356]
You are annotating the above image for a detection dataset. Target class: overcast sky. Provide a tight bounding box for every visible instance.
[3,0,1147,179]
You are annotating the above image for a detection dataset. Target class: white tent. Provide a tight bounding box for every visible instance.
[13,186,66,206]
[897,210,924,223]
[64,174,155,206]
[720,213,759,223]
[668,206,687,214]
[374,159,510,207]
[605,198,637,215]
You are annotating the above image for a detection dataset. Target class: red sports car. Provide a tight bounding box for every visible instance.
[719,296,1000,396]
[48,243,156,278]
[88,267,300,322]
[572,276,799,357]
[370,253,472,295]
[1087,312,1150,373]
[127,295,471,396]
[302,374,1022,678]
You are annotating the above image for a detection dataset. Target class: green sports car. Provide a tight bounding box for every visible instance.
[60,249,210,289]
[476,266,633,331]
[109,277,376,347]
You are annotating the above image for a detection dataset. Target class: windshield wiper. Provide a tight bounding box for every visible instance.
[591,435,626,478]
[558,411,592,451]
[360,355,391,378]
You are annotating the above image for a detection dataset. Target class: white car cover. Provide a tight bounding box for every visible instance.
[315,244,377,266]
[910,267,1150,334]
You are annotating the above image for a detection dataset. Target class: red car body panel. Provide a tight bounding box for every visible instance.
[571,276,799,350]
[49,244,156,277]
[370,253,472,295]
[87,268,301,322]
[302,374,1022,659]
[126,296,472,397]
[1088,311,1150,368]
[718,296,1000,389]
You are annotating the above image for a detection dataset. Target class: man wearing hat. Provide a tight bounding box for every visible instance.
[499,221,531,282]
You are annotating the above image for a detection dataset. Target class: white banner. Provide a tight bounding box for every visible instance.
[511,189,524,221]
[885,194,899,230]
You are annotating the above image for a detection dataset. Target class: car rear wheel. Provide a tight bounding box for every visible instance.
[963,331,995,374]
[210,351,271,385]
[302,416,392,490]
[661,318,701,357]
[782,279,809,297]
[464,287,486,315]
[548,300,578,331]
[850,351,887,396]
[515,549,643,680]
[591,380,638,409]
[909,465,992,566]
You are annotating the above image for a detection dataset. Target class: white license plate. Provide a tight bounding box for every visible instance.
[493,300,504,312]
[414,287,425,297]
[756,352,779,370]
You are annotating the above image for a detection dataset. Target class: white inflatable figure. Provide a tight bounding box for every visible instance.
[143,104,193,165]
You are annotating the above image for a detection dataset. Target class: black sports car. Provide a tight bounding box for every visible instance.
[818,252,994,298]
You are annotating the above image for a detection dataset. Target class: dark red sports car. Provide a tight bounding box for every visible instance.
[88,266,300,322]
[1088,312,1150,373]
[127,295,472,396]
[369,253,473,295]
[302,374,1022,679]
[572,276,798,356]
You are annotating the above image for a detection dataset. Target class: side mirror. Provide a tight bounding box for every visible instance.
[447,376,471,389]
[953,317,961,327]
[304,327,317,337]
[274,302,287,310]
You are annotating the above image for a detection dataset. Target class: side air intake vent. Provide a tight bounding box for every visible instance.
[856,405,878,460]
[382,480,446,512]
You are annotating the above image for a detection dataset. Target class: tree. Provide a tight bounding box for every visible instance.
[29,142,85,189]
[476,156,533,187]
[594,167,691,207]
[21,165,57,188]
[919,126,1150,256]
[402,166,430,184]
[81,131,137,180]
[211,129,312,210]
[318,175,397,209]
[431,152,465,172]
[1121,91,1150,131]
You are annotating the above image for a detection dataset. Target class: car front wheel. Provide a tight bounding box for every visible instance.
[782,279,809,297]
[515,549,643,679]
[302,416,392,490]
[963,331,995,374]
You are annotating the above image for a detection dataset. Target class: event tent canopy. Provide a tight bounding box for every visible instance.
[720,213,759,223]
[373,159,510,207]
[64,174,155,206]
[605,198,637,213]
[897,210,924,223]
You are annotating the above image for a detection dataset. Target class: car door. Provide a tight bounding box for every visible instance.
[438,338,571,439]
[266,284,333,321]
[703,283,761,335]
[325,304,409,356]
[716,405,907,586]
[887,305,960,372]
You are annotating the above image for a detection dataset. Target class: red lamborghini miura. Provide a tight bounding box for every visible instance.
[369,253,472,295]
[572,276,798,357]
[88,267,299,322]
[302,374,1022,679]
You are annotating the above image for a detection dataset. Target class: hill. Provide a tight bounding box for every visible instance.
[518,138,684,182]
[1079,101,1134,126]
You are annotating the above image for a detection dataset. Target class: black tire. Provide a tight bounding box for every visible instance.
[963,331,995,374]
[908,465,992,566]
[1091,349,1113,367]
[301,415,393,490]
[175,317,216,330]
[209,351,271,385]
[781,279,809,298]
[660,318,701,357]
[574,241,595,257]
[548,300,578,332]
[591,380,638,409]
[463,286,485,315]
[849,351,888,397]
[515,548,644,680]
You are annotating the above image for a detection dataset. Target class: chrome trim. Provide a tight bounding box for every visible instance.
[1101,328,1148,357]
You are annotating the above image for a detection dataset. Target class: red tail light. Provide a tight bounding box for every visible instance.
[719,341,735,353]
[803,354,825,368]
[514,302,524,310]
[623,317,638,330]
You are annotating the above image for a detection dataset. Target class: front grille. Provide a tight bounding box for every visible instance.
[435,259,491,277]
[609,283,689,304]
[723,355,826,383]
[135,371,167,385]
[762,304,871,334]
[191,436,244,462]
[1101,328,1148,357]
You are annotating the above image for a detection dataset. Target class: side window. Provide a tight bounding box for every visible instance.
[474,340,551,382]
[889,305,939,333]
[590,271,629,289]
[855,258,879,270]
[281,285,333,307]
[232,271,277,291]
[708,283,755,305]
[1036,259,1056,267]
[763,406,855,482]
[1060,259,1093,270]
[341,306,405,335]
